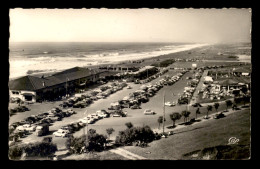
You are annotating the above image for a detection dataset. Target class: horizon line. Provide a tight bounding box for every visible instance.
[8,41,250,44]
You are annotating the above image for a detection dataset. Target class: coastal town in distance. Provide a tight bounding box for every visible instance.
[8,9,251,160]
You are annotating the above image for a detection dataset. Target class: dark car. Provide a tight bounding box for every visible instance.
[73,102,87,108]
[178,98,189,104]
[192,103,202,107]
[214,113,225,119]
[130,104,141,109]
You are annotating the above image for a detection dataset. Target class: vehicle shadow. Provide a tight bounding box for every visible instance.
[166,125,177,129]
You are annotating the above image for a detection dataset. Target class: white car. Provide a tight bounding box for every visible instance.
[164,102,175,107]
[113,114,120,117]
[96,95,105,99]
[91,113,100,120]
[126,86,132,89]
[23,124,36,132]
[79,118,88,124]
[96,110,109,117]
[16,125,26,132]
[53,129,70,137]
[144,109,156,115]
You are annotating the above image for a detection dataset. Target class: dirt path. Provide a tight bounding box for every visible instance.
[110,147,147,160]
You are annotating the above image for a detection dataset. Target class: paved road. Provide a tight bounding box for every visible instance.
[190,70,208,105]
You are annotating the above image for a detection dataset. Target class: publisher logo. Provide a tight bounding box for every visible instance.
[228,137,239,145]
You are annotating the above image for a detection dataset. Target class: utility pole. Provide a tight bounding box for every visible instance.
[147,68,148,79]
[162,91,166,135]
[66,77,68,98]
[82,110,88,152]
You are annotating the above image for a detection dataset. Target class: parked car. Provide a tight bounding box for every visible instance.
[53,129,70,137]
[165,102,175,107]
[47,114,59,122]
[144,109,156,115]
[112,114,121,117]
[192,103,202,107]
[126,86,132,89]
[214,113,225,119]
[16,125,26,132]
[73,101,86,108]
[130,104,141,109]
[22,124,37,132]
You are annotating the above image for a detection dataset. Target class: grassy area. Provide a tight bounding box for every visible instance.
[122,108,250,160]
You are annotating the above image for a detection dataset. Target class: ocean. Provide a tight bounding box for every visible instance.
[9,42,208,79]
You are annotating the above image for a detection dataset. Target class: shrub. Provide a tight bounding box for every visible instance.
[125,122,134,129]
[9,145,24,160]
[8,141,57,160]
[23,142,57,157]
[66,129,107,154]
[115,125,155,147]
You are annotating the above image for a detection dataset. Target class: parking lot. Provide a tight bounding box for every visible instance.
[9,67,235,150]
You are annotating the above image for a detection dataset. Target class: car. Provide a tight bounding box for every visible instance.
[91,114,100,120]
[165,102,175,107]
[16,125,26,132]
[23,124,37,132]
[203,115,209,119]
[73,102,87,108]
[144,109,156,115]
[130,104,141,109]
[126,86,132,89]
[112,114,120,117]
[79,118,88,124]
[214,113,225,119]
[53,129,70,137]
[192,103,202,107]
[96,95,105,99]
[47,114,59,122]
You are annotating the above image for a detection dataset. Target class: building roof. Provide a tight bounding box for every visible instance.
[218,79,239,86]
[233,67,251,73]
[9,67,103,91]
[9,76,42,91]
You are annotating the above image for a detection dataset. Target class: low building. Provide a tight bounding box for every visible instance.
[127,66,158,80]
[9,67,104,102]
[232,67,251,76]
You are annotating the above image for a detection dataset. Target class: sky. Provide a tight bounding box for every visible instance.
[9,8,251,43]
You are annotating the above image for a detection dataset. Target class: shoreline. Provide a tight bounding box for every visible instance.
[9,43,251,80]
[9,44,210,80]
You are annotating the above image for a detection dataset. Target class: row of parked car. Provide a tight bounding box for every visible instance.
[178,71,202,105]
[51,83,130,138]
[59,82,127,109]
[9,107,77,140]
[53,109,111,137]
[9,105,30,116]
[107,70,189,117]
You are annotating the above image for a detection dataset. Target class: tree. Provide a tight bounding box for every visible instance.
[214,103,220,112]
[157,116,163,129]
[88,129,96,135]
[225,100,233,111]
[242,95,248,106]
[106,128,115,140]
[181,110,191,123]
[241,86,248,95]
[169,112,182,127]
[17,99,21,107]
[66,130,107,154]
[206,105,213,117]
[125,122,134,129]
[9,141,58,159]
[115,125,155,147]
[195,108,201,119]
